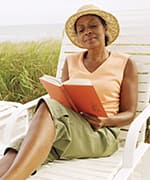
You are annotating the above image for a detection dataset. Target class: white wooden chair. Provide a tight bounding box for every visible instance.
[0,101,29,154]
[28,37,150,180]
[0,9,150,180]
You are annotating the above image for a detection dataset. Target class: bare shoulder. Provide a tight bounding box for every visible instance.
[124,57,138,80]
[66,51,84,60]
[61,58,69,82]
[126,57,137,72]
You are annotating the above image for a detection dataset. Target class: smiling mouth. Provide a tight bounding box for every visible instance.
[85,37,95,43]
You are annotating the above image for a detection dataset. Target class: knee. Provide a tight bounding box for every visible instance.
[36,101,52,118]
[3,148,17,160]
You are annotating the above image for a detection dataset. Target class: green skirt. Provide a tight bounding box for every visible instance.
[8,96,120,163]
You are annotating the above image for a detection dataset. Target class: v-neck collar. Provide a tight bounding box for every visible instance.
[79,51,112,74]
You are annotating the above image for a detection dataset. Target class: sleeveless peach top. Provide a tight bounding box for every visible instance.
[66,51,129,116]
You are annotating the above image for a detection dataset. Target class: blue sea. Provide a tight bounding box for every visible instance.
[0,24,64,42]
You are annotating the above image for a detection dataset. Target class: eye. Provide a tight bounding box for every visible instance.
[77,27,84,33]
[89,24,97,28]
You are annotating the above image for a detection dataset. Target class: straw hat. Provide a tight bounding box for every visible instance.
[65,4,120,48]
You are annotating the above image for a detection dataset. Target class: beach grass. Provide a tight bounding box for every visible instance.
[0,39,61,103]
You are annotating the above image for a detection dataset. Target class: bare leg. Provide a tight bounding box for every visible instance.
[0,102,55,180]
[0,149,17,176]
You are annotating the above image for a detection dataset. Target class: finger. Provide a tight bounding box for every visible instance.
[86,118,99,125]
[87,118,101,125]
[82,112,97,120]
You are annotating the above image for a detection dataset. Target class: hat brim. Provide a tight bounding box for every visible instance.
[65,9,120,48]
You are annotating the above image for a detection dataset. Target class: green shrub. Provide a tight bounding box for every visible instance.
[0,40,61,103]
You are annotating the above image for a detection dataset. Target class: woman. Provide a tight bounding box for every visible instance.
[0,4,138,179]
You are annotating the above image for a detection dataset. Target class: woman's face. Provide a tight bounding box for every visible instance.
[75,15,107,49]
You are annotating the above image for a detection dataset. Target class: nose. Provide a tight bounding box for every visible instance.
[85,27,92,35]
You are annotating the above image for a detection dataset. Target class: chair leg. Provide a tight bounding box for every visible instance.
[145,117,150,143]
[141,145,150,180]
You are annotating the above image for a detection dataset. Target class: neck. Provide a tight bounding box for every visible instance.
[85,48,109,63]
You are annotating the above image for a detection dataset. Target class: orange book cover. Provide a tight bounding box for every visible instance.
[39,75,107,117]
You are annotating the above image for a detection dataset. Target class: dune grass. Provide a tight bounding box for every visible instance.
[0,39,61,103]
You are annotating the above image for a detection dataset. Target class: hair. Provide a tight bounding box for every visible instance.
[74,14,109,46]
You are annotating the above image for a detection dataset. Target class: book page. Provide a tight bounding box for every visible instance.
[64,78,92,85]
[40,75,61,86]
[39,75,78,111]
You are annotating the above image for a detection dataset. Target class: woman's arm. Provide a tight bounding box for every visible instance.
[104,58,138,127]
[84,58,138,129]
[60,58,69,82]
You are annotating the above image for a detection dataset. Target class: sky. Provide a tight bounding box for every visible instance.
[0,0,149,25]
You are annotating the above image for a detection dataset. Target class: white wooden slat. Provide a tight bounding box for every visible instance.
[0,124,5,144]
[64,35,150,45]
[63,49,150,64]
[63,45,150,56]
[62,43,84,52]
[11,116,27,138]
[120,21,150,33]
[57,67,150,85]
[137,102,149,112]
[0,105,16,112]
[60,34,150,56]
[120,30,150,37]
[138,74,150,84]
[108,45,150,54]
[119,24,150,34]
[138,83,150,91]
[115,36,150,44]
[136,64,150,72]
[28,149,123,180]
[0,103,21,125]
[138,92,149,103]
[120,28,150,35]
[0,101,21,107]
[0,107,17,120]
[0,102,28,149]
[62,43,150,58]
[0,119,27,145]
[131,55,150,63]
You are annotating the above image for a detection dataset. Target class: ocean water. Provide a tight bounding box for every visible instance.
[0,9,149,43]
[0,24,64,42]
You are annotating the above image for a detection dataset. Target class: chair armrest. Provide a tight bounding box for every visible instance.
[123,104,150,168]
[3,94,49,144]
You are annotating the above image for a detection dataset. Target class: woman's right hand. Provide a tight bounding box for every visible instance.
[81,112,106,130]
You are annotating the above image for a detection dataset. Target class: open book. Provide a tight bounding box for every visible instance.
[39,75,107,117]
